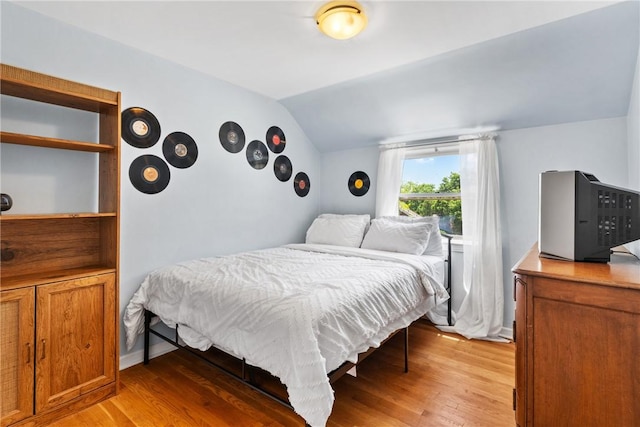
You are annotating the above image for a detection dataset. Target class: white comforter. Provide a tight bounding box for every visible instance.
[124,244,447,427]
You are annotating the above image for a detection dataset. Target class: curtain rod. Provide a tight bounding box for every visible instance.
[379,133,496,151]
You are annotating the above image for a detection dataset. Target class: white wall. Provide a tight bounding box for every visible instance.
[627,42,640,258]
[318,147,378,216]
[498,117,629,326]
[1,3,320,356]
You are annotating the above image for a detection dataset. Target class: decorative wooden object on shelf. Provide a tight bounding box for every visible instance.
[0,64,120,427]
[512,245,640,427]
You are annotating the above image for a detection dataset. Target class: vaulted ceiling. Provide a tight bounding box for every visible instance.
[15,1,640,152]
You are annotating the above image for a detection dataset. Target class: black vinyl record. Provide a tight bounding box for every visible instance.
[122,107,161,148]
[246,140,269,170]
[348,171,370,196]
[294,172,310,197]
[163,132,198,169]
[0,193,13,212]
[219,121,246,153]
[129,155,170,194]
[266,126,286,153]
[273,155,292,182]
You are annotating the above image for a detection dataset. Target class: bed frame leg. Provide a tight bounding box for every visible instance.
[444,232,454,327]
[144,309,152,365]
[404,327,409,373]
[242,358,258,384]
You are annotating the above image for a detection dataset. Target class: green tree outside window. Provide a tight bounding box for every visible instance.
[399,172,462,235]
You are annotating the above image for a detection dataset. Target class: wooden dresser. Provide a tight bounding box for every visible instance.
[512,245,640,427]
[0,65,120,426]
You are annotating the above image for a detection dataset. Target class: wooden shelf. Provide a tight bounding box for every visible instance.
[0,212,116,221]
[1,64,119,112]
[0,63,120,427]
[0,131,115,152]
[0,266,116,291]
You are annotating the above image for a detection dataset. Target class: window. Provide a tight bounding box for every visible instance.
[399,151,462,235]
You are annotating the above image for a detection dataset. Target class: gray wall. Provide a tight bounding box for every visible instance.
[1,2,320,356]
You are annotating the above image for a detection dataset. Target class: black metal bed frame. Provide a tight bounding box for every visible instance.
[142,236,454,423]
[143,310,409,414]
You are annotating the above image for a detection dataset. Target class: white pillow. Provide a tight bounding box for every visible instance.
[319,213,371,234]
[305,214,370,247]
[360,218,431,255]
[378,215,444,257]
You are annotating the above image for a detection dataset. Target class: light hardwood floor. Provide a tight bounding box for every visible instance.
[49,320,515,427]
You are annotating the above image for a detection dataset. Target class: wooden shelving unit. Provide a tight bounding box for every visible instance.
[0,63,120,426]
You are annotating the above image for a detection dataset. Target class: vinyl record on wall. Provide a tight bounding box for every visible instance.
[122,107,161,148]
[0,193,13,212]
[348,171,370,196]
[266,126,286,153]
[246,140,269,170]
[273,155,292,182]
[219,121,246,153]
[163,131,198,169]
[294,172,310,197]
[129,154,170,194]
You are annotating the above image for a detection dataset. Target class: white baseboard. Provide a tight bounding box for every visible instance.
[499,326,513,342]
[120,341,177,370]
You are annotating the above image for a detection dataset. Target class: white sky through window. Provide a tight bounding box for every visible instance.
[403,155,459,186]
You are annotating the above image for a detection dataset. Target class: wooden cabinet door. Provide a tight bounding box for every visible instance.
[530,277,640,427]
[1,287,35,427]
[35,274,116,412]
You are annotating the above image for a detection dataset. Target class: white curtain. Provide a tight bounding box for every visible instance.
[376,139,505,340]
[375,147,405,217]
[446,136,505,340]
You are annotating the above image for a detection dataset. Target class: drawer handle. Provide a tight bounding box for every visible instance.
[26,342,31,364]
[41,339,46,360]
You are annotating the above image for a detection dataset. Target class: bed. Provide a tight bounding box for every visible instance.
[124,214,452,427]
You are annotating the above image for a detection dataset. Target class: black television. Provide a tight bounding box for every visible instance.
[538,170,640,262]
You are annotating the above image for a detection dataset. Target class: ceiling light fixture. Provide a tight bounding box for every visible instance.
[315,1,368,40]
